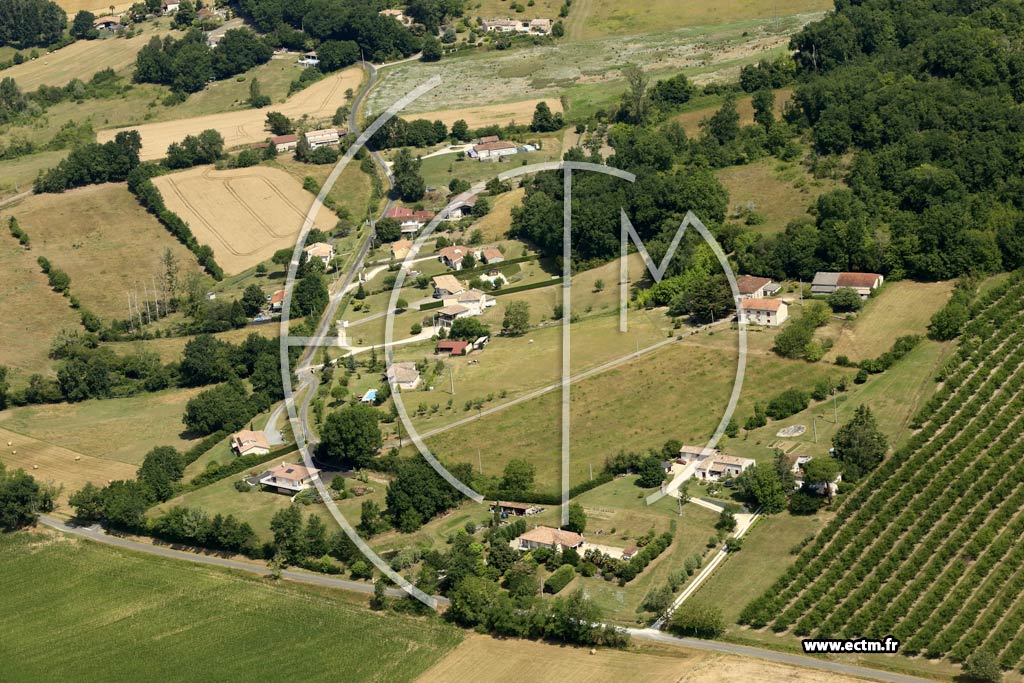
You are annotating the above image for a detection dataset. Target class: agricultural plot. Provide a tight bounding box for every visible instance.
[9,182,201,319]
[418,633,851,683]
[1,532,462,683]
[575,0,831,40]
[824,280,955,363]
[53,0,133,14]
[740,276,1024,669]
[410,98,563,128]
[0,231,82,386]
[0,387,207,466]
[152,166,337,275]
[0,427,137,510]
[99,66,363,160]
[0,150,68,200]
[5,26,171,90]
[367,16,817,120]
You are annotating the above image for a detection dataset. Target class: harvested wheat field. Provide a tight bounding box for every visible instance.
[416,635,862,683]
[411,98,562,129]
[54,0,133,15]
[99,66,363,160]
[152,166,335,274]
[9,183,201,320]
[7,28,170,90]
[0,427,136,510]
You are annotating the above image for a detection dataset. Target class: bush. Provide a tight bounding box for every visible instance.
[668,605,725,638]
[765,388,809,420]
[544,564,576,594]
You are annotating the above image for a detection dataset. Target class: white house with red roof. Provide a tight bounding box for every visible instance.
[386,206,435,233]
[740,298,789,327]
[736,275,780,299]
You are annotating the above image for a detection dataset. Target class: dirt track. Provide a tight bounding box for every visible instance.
[152,166,336,274]
[98,66,363,161]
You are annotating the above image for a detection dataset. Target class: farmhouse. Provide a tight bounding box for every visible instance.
[297,51,320,66]
[736,275,780,299]
[439,245,473,270]
[269,289,285,313]
[482,18,521,32]
[305,128,339,148]
[93,15,122,30]
[678,445,721,462]
[386,205,435,232]
[259,462,320,494]
[479,248,504,264]
[516,526,584,551]
[811,272,884,298]
[529,18,552,33]
[437,304,470,328]
[622,546,639,561]
[436,339,470,356]
[231,430,270,457]
[303,242,335,268]
[391,239,413,261]
[386,361,421,391]
[456,288,490,314]
[271,134,298,153]
[740,298,789,327]
[161,1,180,12]
[695,454,756,481]
[489,501,542,517]
[471,140,518,160]
[432,274,465,298]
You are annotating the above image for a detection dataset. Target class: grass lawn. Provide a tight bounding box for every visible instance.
[0,150,68,200]
[156,457,389,543]
[0,231,82,387]
[685,511,826,624]
[572,475,720,625]
[2,531,461,683]
[411,312,842,494]
[0,387,208,465]
[716,154,839,235]
[823,280,955,362]
[8,182,203,320]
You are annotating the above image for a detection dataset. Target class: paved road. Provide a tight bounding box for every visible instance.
[628,628,935,683]
[38,515,425,600]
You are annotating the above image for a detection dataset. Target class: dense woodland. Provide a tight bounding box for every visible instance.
[514,0,1024,287]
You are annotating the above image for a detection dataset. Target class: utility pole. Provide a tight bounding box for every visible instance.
[813,415,818,443]
[833,391,839,424]
[126,292,134,334]
[477,448,482,474]
[449,366,454,395]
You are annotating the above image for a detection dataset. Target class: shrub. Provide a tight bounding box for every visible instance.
[544,564,576,594]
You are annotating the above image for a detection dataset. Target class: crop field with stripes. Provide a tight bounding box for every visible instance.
[740,273,1024,669]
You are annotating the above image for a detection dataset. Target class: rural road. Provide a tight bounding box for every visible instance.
[36,514,926,682]
[38,515,440,602]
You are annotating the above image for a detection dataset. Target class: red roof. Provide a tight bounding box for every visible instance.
[271,289,285,304]
[386,206,435,222]
[736,275,772,295]
[437,340,469,353]
[837,272,882,288]
[271,134,297,144]
[742,298,783,311]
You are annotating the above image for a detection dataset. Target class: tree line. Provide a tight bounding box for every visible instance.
[134,29,273,94]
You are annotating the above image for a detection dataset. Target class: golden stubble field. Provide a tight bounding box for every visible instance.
[416,635,861,683]
[9,183,201,320]
[98,66,364,161]
[152,166,336,274]
[411,98,563,128]
[0,427,136,511]
[6,26,171,90]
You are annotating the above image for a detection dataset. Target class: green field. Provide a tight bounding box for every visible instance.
[0,150,68,200]
[2,531,461,683]
[0,387,207,465]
